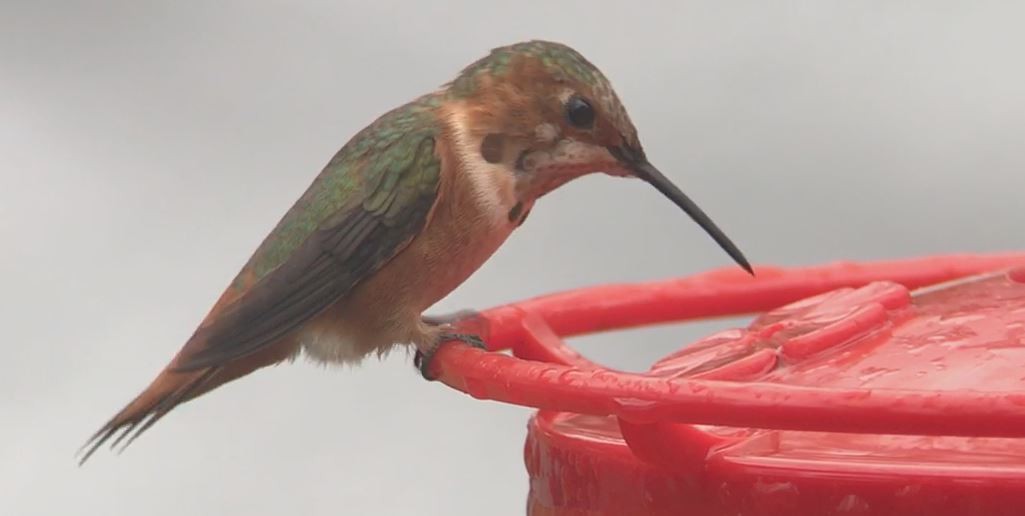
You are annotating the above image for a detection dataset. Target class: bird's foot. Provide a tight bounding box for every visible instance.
[414,332,488,381]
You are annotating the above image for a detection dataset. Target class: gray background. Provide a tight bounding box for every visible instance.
[3,2,1023,515]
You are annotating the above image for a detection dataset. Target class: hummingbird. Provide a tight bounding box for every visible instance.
[79,40,752,463]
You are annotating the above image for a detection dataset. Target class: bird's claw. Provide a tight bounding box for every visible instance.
[439,332,488,350]
[414,332,488,381]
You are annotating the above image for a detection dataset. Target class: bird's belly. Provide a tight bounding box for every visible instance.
[394,192,524,316]
[299,198,524,364]
[416,214,516,310]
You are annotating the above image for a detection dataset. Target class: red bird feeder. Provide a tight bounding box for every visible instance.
[428,253,1025,516]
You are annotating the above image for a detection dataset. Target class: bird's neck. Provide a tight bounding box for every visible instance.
[438,102,533,227]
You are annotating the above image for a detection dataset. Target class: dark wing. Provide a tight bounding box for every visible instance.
[174,131,442,370]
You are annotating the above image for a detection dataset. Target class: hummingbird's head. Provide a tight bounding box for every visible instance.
[444,40,752,274]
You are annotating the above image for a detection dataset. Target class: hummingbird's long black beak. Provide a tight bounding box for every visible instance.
[610,146,754,275]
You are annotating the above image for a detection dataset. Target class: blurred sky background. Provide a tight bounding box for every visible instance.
[2,2,1024,515]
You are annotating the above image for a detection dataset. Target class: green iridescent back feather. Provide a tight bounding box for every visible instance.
[232,93,443,292]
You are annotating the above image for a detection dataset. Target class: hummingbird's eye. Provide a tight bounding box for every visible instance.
[565,96,595,129]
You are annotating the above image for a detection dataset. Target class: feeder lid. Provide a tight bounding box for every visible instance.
[628,267,1025,480]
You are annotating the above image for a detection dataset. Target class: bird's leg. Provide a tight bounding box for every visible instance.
[421,309,481,327]
[413,316,488,381]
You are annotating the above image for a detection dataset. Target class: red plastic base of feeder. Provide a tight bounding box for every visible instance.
[428,253,1025,516]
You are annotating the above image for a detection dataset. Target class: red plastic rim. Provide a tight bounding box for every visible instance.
[428,253,1025,437]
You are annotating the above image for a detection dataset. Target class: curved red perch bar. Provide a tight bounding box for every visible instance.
[428,253,1025,437]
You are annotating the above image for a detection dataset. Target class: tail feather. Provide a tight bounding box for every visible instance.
[78,367,220,465]
[78,339,298,465]
[113,368,219,451]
